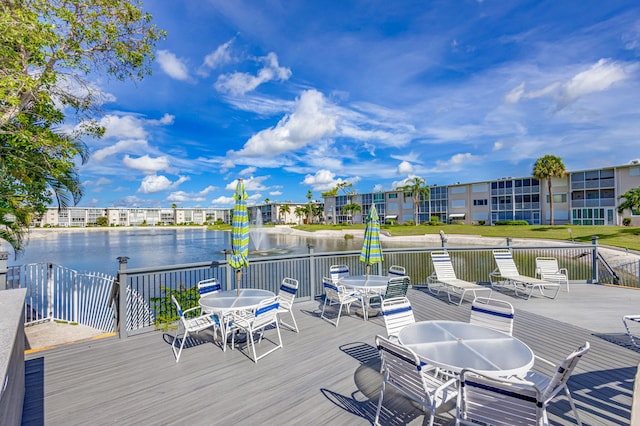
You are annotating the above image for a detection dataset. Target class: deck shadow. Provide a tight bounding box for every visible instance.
[592,332,640,353]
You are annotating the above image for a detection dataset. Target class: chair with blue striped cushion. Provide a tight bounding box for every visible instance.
[330,264,350,283]
[374,335,458,426]
[197,278,221,296]
[231,297,283,363]
[457,368,544,426]
[320,277,361,327]
[469,297,515,336]
[277,277,299,332]
[387,264,406,278]
[170,295,220,362]
[381,296,415,340]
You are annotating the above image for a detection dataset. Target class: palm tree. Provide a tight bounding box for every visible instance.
[618,187,640,214]
[533,155,566,225]
[341,203,362,223]
[294,206,306,224]
[279,204,290,224]
[397,176,430,225]
[264,198,270,204]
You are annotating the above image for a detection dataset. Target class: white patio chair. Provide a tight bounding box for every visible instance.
[320,277,361,327]
[231,297,283,363]
[330,264,350,283]
[623,315,640,348]
[380,296,415,340]
[277,277,299,332]
[374,335,458,426]
[387,264,406,278]
[469,296,515,336]
[428,251,492,305]
[520,342,590,426]
[491,249,561,300]
[197,277,221,295]
[170,295,220,362]
[457,368,545,426]
[535,257,570,292]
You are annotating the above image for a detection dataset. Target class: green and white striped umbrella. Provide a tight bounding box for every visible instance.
[229,179,249,295]
[359,205,383,276]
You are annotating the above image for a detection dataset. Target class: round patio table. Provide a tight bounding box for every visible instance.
[398,320,534,378]
[338,275,389,320]
[199,289,275,315]
[199,289,275,350]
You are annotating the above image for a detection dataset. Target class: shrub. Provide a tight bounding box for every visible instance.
[623,218,632,226]
[495,220,530,226]
[151,285,200,331]
[404,220,415,226]
[344,234,354,239]
[477,220,486,226]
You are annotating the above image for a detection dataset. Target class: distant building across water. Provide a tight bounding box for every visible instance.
[33,162,640,228]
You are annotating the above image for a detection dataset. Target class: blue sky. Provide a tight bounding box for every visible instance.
[77,0,640,208]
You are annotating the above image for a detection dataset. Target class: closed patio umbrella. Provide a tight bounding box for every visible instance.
[359,205,383,277]
[229,179,249,296]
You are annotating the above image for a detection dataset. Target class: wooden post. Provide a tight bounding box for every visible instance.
[117,256,130,339]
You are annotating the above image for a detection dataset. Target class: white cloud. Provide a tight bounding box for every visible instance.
[234,89,336,157]
[215,52,291,95]
[167,185,216,203]
[493,140,504,151]
[559,59,631,108]
[397,161,413,175]
[93,139,149,161]
[240,166,257,175]
[138,174,189,194]
[156,50,191,81]
[95,177,111,185]
[100,115,147,139]
[301,169,349,192]
[505,59,633,109]
[123,155,171,174]
[225,176,270,192]
[269,191,282,196]
[199,39,235,76]
[434,153,479,171]
[211,195,235,206]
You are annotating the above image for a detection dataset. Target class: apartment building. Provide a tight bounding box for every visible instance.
[322,162,640,226]
[34,207,231,227]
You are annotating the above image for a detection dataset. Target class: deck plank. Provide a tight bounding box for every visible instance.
[24,283,640,425]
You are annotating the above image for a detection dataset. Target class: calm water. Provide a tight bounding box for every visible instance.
[5,228,426,275]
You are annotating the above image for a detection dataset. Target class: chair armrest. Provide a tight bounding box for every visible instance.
[559,268,568,276]
[182,306,203,317]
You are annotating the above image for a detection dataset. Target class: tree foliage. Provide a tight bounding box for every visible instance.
[396,176,429,225]
[0,0,165,252]
[618,187,640,214]
[532,155,566,225]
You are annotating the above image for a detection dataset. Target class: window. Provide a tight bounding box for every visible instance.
[450,186,466,194]
[388,193,397,199]
[630,167,640,176]
[473,199,488,206]
[451,199,466,208]
[546,193,567,203]
[472,183,488,193]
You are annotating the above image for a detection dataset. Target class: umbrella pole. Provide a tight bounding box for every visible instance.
[366,264,370,278]
[236,269,242,296]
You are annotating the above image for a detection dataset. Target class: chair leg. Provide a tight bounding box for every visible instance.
[172,324,187,363]
[564,386,582,426]
[279,309,299,332]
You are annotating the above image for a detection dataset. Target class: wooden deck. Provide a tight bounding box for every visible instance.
[23,283,640,425]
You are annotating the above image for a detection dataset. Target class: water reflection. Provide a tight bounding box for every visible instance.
[5,228,431,275]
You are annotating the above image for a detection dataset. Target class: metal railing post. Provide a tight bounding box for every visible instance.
[224,249,231,291]
[0,251,8,290]
[47,263,54,322]
[117,256,130,339]
[308,244,316,299]
[591,236,599,284]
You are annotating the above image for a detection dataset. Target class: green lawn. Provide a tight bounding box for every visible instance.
[294,223,640,252]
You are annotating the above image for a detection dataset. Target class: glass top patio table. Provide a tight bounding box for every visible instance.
[199,289,275,314]
[338,275,389,292]
[398,320,535,378]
